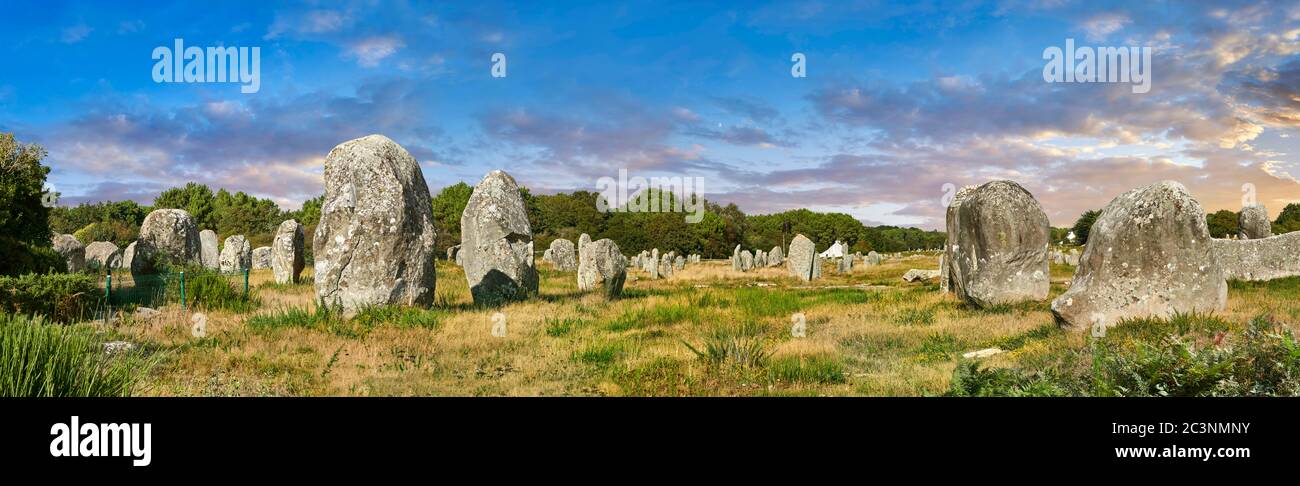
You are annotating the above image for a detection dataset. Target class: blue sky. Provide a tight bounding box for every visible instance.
[2,0,1297,229]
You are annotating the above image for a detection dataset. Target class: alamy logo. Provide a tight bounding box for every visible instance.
[1042,38,1151,94]
[50,416,152,466]
[594,169,705,223]
[152,38,260,93]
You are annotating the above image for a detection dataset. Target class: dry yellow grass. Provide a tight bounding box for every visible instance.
[89,252,1300,396]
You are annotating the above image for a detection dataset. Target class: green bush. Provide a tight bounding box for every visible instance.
[0,313,154,397]
[181,269,259,312]
[72,220,138,248]
[0,272,97,323]
[0,236,66,277]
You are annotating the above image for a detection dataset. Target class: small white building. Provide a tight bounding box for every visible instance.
[818,240,845,259]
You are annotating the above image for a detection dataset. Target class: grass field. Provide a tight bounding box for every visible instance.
[75,253,1300,396]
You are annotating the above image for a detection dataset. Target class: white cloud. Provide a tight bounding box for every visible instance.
[346,36,405,67]
[60,23,92,44]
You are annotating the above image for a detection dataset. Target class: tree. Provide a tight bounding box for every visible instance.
[0,133,52,245]
[1206,209,1240,239]
[154,182,215,229]
[1274,203,1300,235]
[1072,210,1101,246]
[430,182,474,253]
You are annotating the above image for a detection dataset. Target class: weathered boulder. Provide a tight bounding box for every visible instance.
[768,246,784,267]
[903,269,941,282]
[52,234,85,273]
[578,233,591,255]
[1215,232,1300,281]
[1239,204,1272,239]
[660,252,674,277]
[1051,181,1226,331]
[577,238,627,298]
[787,234,820,281]
[944,180,1050,308]
[549,238,577,272]
[131,209,201,275]
[252,247,272,269]
[865,251,881,265]
[733,244,742,271]
[272,220,305,284]
[674,255,685,270]
[122,241,137,271]
[447,244,460,261]
[314,135,438,311]
[460,170,537,306]
[837,253,854,273]
[649,249,660,279]
[740,250,753,271]
[199,229,220,270]
[85,241,122,270]
[219,235,252,273]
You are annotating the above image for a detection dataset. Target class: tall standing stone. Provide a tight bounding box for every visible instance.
[740,250,754,271]
[650,248,660,279]
[787,234,820,281]
[199,229,220,270]
[549,238,577,271]
[578,234,591,255]
[273,220,305,284]
[252,247,272,269]
[52,234,85,273]
[1239,204,1272,240]
[577,238,627,298]
[768,246,783,267]
[131,209,201,275]
[675,255,685,270]
[1052,181,1226,331]
[944,180,1050,308]
[85,241,122,271]
[219,235,252,273]
[838,252,854,273]
[733,244,742,271]
[122,241,137,272]
[460,170,537,306]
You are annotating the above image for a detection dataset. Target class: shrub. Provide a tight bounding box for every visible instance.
[0,313,154,397]
[72,220,138,248]
[683,324,769,368]
[0,272,97,323]
[181,269,259,312]
[0,236,66,277]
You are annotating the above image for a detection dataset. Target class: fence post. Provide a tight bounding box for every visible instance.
[104,272,112,324]
[244,268,250,295]
[180,270,186,308]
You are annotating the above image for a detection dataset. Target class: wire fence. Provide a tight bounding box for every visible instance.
[96,268,252,324]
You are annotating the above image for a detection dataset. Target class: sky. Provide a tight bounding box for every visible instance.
[1,0,1297,230]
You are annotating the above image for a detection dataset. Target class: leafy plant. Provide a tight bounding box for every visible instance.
[0,313,156,397]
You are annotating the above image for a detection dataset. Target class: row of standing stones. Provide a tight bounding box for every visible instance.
[49,134,1296,332]
[938,179,1300,332]
[51,211,298,279]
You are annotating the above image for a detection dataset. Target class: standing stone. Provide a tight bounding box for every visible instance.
[733,244,742,271]
[1052,181,1226,331]
[577,238,627,298]
[865,251,881,265]
[660,252,674,277]
[838,252,854,273]
[131,209,201,275]
[85,241,122,271]
[787,234,820,281]
[649,249,660,279]
[939,254,950,293]
[740,250,754,271]
[549,238,577,272]
[578,234,592,255]
[460,170,537,306]
[1216,232,1300,281]
[675,255,685,270]
[447,245,460,261]
[542,248,553,262]
[944,181,1050,308]
[755,250,767,268]
[219,235,252,273]
[273,220,305,284]
[52,234,85,273]
[122,241,137,272]
[314,135,437,310]
[199,229,219,270]
[768,246,784,267]
[252,247,272,269]
[1239,204,1272,240]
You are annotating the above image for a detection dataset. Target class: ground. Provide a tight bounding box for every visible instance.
[90,254,1300,396]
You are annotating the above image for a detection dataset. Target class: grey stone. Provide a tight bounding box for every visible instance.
[733,244,742,271]
[838,252,854,273]
[199,229,219,270]
[675,255,685,270]
[132,209,201,275]
[1052,181,1226,331]
[944,180,1050,308]
[903,269,941,282]
[448,245,460,261]
[939,254,949,293]
[865,251,881,265]
[314,135,438,312]
[122,241,137,272]
[85,241,122,271]
[460,170,537,306]
[1215,231,1300,281]
[740,250,753,271]
[219,235,252,273]
[273,220,305,284]
[102,341,136,355]
[787,234,820,281]
[768,246,784,267]
[252,247,272,269]
[549,238,577,272]
[1239,204,1272,239]
[578,238,627,298]
[52,234,85,273]
[650,249,660,279]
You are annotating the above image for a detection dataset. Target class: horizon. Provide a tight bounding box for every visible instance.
[2,0,1297,230]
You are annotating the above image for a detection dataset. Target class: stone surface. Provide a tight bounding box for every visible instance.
[660,252,674,277]
[903,269,941,282]
[273,220,305,284]
[768,246,784,267]
[1051,181,1226,331]
[199,229,220,270]
[52,234,85,273]
[122,241,137,272]
[314,135,438,311]
[733,244,742,271]
[837,252,854,273]
[740,250,753,271]
[1239,204,1272,240]
[85,241,123,271]
[252,247,272,269]
[132,209,201,275]
[961,348,1004,359]
[549,238,577,272]
[460,170,537,306]
[675,255,685,270]
[577,238,627,298]
[219,235,252,273]
[944,180,1050,308]
[448,245,460,261]
[649,249,660,279]
[939,254,949,293]
[787,234,821,281]
[1215,232,1300,281]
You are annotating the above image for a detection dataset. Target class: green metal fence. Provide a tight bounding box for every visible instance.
[98,267,252,324]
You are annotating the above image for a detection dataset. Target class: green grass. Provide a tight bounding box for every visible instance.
[605,304,703,332]
[544,317,585,337]
[916,332,961,363]
[894,306,936,326]
[769,354,846,384]
[573,341,629,367]
[0,313,156,397]
[683,324,769,368]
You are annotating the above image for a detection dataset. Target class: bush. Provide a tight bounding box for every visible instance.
[72,220,138,248]
[0,236,66,276]
[0,272,97,323]
[0,313,154,397]
[181,268,259,312]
